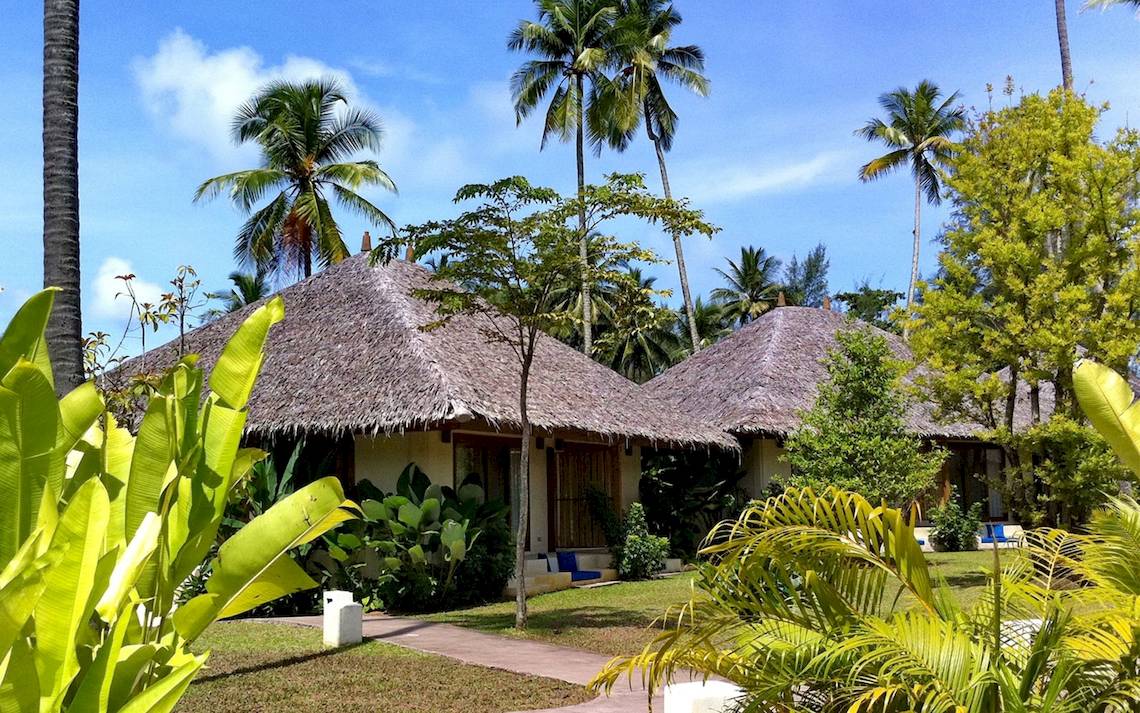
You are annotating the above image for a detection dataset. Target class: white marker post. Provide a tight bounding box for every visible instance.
[322,590,362,647]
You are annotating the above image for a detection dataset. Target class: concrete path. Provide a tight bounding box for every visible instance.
[273,614,676,713]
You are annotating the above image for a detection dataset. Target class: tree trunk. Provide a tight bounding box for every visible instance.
[1055,0,1074,91]
[514,358,533,630]
[652,135,700,353]
[904,172,922,337]
[575,74,592,356]
[42,0,84,394]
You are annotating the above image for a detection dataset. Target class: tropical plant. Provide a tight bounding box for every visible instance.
[1085,0,1140,10]
[596,267,681,382]
[782,327,945,509]
[783,242,830,307]
[677,296,731,352]
[207,270,272,317]
[1056,0,1075,90]
[600,0,710,352]
[834,279,903,332]
[0,289,357,710]
[195,79,397,280]
[928,486,982,552]
[509,0,620,355]
[857,80,965,312]
[592,486,1140,710]
[616,503,669,580]
[639,449,746,557]
[42,0,84,394]
[710,245,783,327]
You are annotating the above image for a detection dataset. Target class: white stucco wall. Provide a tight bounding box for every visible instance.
[742,437,789,497]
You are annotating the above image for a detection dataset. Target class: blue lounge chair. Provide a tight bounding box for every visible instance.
[980,522,1012,545]
[556,551,602,582]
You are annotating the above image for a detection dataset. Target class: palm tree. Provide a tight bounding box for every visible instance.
[593,487,1140,710]
[1056,0,1075,90]
[1083,0,1140,11]
[600,0,710,353]
[857,81,965,313]
[42,0,84,394]
[677,296,731,353]
[509,0,619,355]
[710,246,783,327]
[207,270,271,317]
[598,268,682,382]
[195,79,397,280]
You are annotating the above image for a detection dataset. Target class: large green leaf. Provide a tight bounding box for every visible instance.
[124,393,175,544]
[68,600,132,713]
[115,655,206,713]
[172,477,357,641]
[207,295,284,409]
[0,288,54,384]
[1074,359,1140,477]
[34,478,111,706]
[96,511,160,622]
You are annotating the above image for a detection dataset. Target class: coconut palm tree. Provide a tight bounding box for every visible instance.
[195,79,397,280]
[592,487,1140,710]
[710,246,783,327]
[598,268,682,382]
[600,0,710,353]
[677,296,731,353]
[509,0,619,355]
[1056,0,1075,90]
[42,0,84,394]
[206,270,271,317]
[1084,0,1140,11]
[857,81,965,313]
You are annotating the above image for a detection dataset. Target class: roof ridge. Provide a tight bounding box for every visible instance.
[369,261,475,422]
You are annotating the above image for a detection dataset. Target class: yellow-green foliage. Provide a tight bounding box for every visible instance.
[0,290,357,712]
[592,487,1140,711]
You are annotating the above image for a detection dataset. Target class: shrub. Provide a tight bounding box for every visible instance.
[618,503,670,580]
[639,449,747,558]
[928,487,982,552]
[0,291,356,708]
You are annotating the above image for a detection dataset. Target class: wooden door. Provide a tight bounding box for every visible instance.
[550,443,620,549]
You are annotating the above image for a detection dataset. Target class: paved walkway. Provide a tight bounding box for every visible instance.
[273,614,674,713]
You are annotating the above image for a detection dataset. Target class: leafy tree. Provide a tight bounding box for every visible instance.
[834,279,903,332]
[782,327,945,509]
[509,0,620,355]
[0,290,356,709]
[783,242,830,307]
[600,0,710,352]
[908,89,1140,526]
[373,173,709,628]
[195,79,397,280]
[592,487,1140,710]
[596,267,681,382]
[43,0,84,394]
[710,245,782,326]
[857,81,965,312]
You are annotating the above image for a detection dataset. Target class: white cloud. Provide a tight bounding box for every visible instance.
[679,150,852,204]
[91,257,164,320]
[133,29,358,162]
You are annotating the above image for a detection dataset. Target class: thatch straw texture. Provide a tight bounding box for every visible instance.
[120,255,736,449]
[647,306,1021,440]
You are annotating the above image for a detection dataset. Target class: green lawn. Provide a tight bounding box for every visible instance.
[176,622,592,713]
[430,550,1012,658]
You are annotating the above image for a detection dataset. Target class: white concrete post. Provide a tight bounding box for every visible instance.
[664,681,744,713]
[323,590,362,647]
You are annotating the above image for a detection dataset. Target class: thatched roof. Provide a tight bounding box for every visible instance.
[120,255,736,450]
[645,306,987,440]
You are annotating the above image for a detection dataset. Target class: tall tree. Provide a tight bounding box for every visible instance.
[857,81,965,314]
[678,296,731,352]
[1084,0,1140,9]
[834,279,903,332]
[205,270,271,318]
[710,245,782,327]
[195,79,396,280]
[42,0,84,394]
[600,0,710,352]
[784,243,830,307]
[509,0,618,355]
[1056,0,1075,90]
[597,268,681,382]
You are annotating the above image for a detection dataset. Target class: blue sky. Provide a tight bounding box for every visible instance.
[2,1,1139,353]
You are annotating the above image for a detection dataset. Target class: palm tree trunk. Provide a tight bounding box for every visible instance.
[652,137,700,353]
[906,173,922,319]
[42,0,84,394]
[514,355,533,630]
[1055,0,1074,91]
[575,73,592,356]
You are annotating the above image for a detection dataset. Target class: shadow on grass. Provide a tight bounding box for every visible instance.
[439,606,664,633]
[193,642,367,684]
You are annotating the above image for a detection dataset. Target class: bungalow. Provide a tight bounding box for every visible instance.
[123,253,736,557]
[645,304,1021,520]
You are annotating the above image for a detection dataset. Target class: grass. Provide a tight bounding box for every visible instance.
[175,621,593,713]
[430,549,1017,658]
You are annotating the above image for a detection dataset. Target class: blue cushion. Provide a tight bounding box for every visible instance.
[570,570,601,582]
[556,551,578,573]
